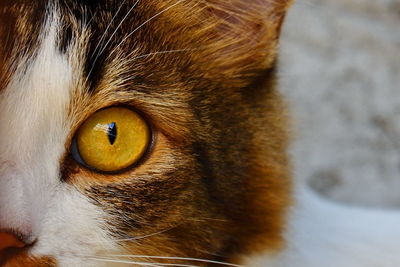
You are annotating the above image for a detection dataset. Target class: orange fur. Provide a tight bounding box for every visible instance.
[63,0,294,263]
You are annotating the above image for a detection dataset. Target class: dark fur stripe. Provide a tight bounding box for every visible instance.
[0,0,47,91]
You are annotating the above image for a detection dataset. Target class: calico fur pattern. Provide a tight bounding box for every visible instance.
[0,0,292,266]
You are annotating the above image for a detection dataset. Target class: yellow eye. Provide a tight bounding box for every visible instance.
[73,107,151,173]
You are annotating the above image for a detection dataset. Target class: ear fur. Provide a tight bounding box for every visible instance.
[206,0,292,44]
[194,0,293,85]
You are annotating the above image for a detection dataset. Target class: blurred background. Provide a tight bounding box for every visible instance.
[279,0,400,208]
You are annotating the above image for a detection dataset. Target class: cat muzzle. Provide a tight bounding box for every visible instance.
[0,230,33,261]
[0,231,27,250]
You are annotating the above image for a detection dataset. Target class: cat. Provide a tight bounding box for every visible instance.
[0,0,399,267]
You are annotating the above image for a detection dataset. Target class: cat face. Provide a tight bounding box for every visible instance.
[0,0,291,266]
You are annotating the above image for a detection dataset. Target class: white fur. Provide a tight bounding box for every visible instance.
[245,186,400,267]
[0,8,117,266]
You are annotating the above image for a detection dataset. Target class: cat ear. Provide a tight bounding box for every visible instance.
[194,0,293,84]
[207,0,291,35]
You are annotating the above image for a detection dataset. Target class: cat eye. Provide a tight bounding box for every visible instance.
[71,107,151,173]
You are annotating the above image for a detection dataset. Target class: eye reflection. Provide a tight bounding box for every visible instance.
[107,122,117,145]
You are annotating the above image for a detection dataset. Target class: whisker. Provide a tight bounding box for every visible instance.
[86,0,140,86]
[124,48,193,63]
[89,257,200,267]
[97,0,141,57]
[114,225,177,243]
[90,0,129,58]
[151,264,199,267]
[109,0,187,60]
[84,8,99,28]
[88,257,163,267]
[100,255,244,267]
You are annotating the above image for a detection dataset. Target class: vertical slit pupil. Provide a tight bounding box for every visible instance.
[107,122,117,145]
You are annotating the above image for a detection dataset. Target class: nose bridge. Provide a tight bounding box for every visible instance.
[0,162,33,238]
[0,82,67,165]
[0,33,72,169]
[0,106,62,167]
[0,13,72,162]
[0,17,73,239]
[0,122,63,242]
[0,107,66,241]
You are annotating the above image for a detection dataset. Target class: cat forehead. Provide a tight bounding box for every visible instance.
[3,1,208,99]
[0,1,142,80]
[1,0,286,146]
[1,0,287,94]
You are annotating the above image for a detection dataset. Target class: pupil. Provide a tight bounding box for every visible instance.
[107,122,117,145]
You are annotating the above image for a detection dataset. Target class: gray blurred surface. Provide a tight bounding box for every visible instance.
[280,0,400,207]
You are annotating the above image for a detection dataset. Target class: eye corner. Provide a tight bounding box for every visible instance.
[70,136,84,165]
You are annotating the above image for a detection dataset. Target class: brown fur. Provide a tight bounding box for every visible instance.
[0,0,46,92]
[1,253,55,267]
[1,0,293,265]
